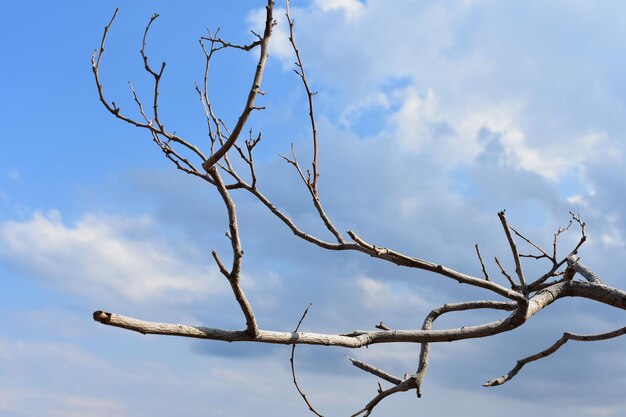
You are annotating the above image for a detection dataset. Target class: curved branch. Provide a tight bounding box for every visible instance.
[290,304,324,417]
[484,326,626,387]
[93,8,209,175]
[415,300,516,397]
[92,9,151,129]
[140,13,166,131]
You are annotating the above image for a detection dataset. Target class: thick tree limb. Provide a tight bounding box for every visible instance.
[92,282,626,348]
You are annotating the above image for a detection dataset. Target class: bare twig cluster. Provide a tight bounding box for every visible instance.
[91,2,626,415]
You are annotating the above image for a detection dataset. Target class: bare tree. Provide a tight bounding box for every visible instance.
[91,2,626,415]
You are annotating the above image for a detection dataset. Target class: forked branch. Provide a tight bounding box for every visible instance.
[201,0,275,171]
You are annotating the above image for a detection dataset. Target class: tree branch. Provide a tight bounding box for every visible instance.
[484,326,626,387]
[567,255,603,284]
[346,356,403,385]
[286,0,319,196]
[290,304,324,417]
[92,4,626,414]
[347,230,525,301]
[209,167,258,337]
[92,281,626,348]
[201,0,275,172]
[415,300,516,397]
[498,211,527,294]
[475,244,491,281]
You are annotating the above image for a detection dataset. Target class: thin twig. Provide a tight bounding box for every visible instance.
[494,256,517,288]
[509,225,552,261]
[528,213,588,290]
[279,1,346,244]
[92,8,209,177]
[475,244,491,281]
[498,211,527,294]
[553,218,573,259]
[346,356,402,385]
[286,0,319,196]
[290,304,324,417]
[140,13,166,131]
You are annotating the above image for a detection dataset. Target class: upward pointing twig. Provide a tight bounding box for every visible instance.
[498,211,527,295]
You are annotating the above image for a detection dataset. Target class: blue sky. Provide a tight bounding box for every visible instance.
[1,1,625,416]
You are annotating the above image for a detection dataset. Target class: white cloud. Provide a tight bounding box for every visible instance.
[3,3,626,417]
[0,211,226,302]
[499,129,616,181]
[0,338,107,368]
[384,87,619,181]
[0,389,129,417]
[391,88,440,153]
[598,217,625,248]
[248,0,626,189]
[314,0,365,21]
[356,276,429,314]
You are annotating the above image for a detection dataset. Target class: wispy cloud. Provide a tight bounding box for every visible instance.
[0,211,226,303]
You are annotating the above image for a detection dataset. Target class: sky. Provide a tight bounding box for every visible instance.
[1,0,625,416]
